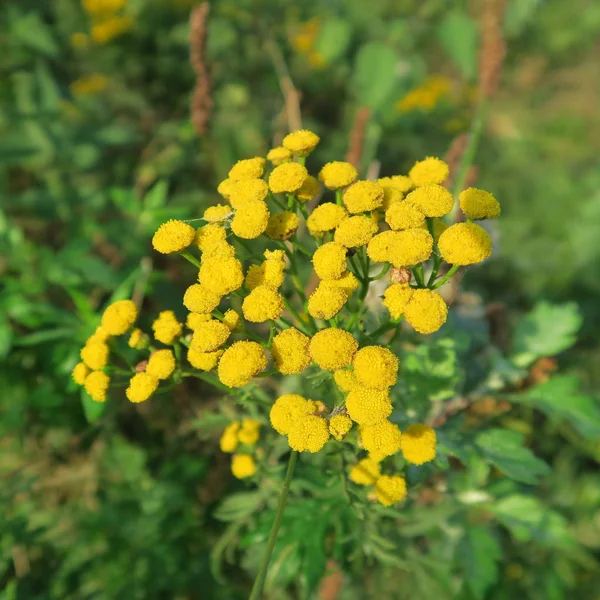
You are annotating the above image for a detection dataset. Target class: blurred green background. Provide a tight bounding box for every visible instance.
[1,0,599,598]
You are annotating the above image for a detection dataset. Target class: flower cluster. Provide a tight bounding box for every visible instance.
[219,419,261,479]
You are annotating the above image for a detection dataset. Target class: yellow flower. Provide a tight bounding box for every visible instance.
[378,175,413,194]
[329,414,352,440]
[312,242,347,280]
[195,223,227,252]
[231,200,270,239]
[146,349,176,380]
[396,76,450,113]
[268,162,308,194]
[267,146,292,165]
[220,422,240,453]
[183,284,221,315]
[374,475,407,506]
[126,372,159,403]
[360,420,402,461]
[333,369,359,393]
[222,309,241,331]
[91,16,134,44]
[128,328,148,349]
[198,256,244,296]
[367,229,433,267]
[217,341,267,388]
[408,157,449,187]
[70,73,110,96]
[307,203,348,235]
[349,457,381,485]
[296,175,320,202]
[271,328,311,374]
[231,454,256,479]
[459,187,501,220]
[190,320,230,352]
[70,32,90,50]
[382,283,414,319]
[307,284,348,320]
[84,371,110,402]
[152,219,196,254]
[217,178,237,200]
[400,424,436,465]
[238,418,261,445]
[152,311,183,344]
[187,348,223,371]
[101,299,137,336]
[72,362,90,385]
[288,415,330,453]
[265,211,300,240]
[309,328,358,371]
[405,184,454,218]
[318,161,358,190]
[421,218,449,241]
[352,346,399,390]
[385,201,426,231]
[404,289,448,334]
[345,387,392,426]
[186,312,212,329]
[320,271,360,296]
[203,204,232,223]
[228,157,266,181]
[87,326,110,345]
[228,179,269,208]
[334,215,378,248]
[380,186,404,211]
[282,129,320,156]
[245,249,286,290]
[242,285,284,323]
[80,341,109,370]
[270,394,316,435]
[438,222,492,265]
[343,181,385,214]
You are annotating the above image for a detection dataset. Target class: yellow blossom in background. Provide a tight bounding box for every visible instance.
[128,328,147,349]
[222,309,241,332]
[400,424,437,465]
[349,457,381,486]
[84,371,110,402]
[203,204,232,223]
[378,175,413,194]
[238,418,261,445]
[296,175,320,202]
[396,76,451,113]
[231,454,256,479]
[70,33,90,50]
[329,414,352,440]
[152,311,183,345]
[91,16,133,45]
[374,475,407,506]
[217,178,237,200]
[333,369,359,393]
[70,74,110,96]
[220,422,240,453]
[72,362,90,385]
[186,312,212,329]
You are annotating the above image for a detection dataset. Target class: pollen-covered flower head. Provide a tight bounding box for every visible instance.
[266,211,300,240]
[231,200,270,239]
[329,414,352,440]
[349,457,381,485]
[438,222,492,265]
[320,271,360,296]
[152,311,182,345]
[152,219,196,254]
[183,284,221,314]
[367,229,433,267]
[360,420,402,461]
[203,204,232,223]
[408,157,449,187]
[187,348,222,371]
[228,157,266,181]
[352,346,399,390]
[312,242,347,280]
[245,249,286,290]
[267,146,292,165]
[269,162,308,194]
[400,424,436,465]
[382,283,414,319]
[231,454,256,479]
[186,312,212,329]
[342,181,385,214]
[270,394,316,435]
[378,175,413,194]
[80,341,109,370]
[228,178,269,208]
[198,256,244,296]
[333,369,359,393]
[307,203,348,235]
[319,161,358,189]
[217,178,237,200]
[126,372,159,403]
[271,327,311,375]
[242,285,284,323]
[385,201,426,231]
[190,319,231,352]
[296,175,320,202]
[288,415,330,453]
[195,223,227,252]
[309,328,358,371]
[404,289,448,334]
[238,418,261,445]
[374,475,407,506]
[282,129,320,156]
[101,300,137,336]
[345,387,392,426]
[405,184,454,218]
[307,284,348,320]
[334,215,378,248]
[222,308,241,332]
[459,187,501,220]
[146,349,176,380]
[217,341,267,388]
[72,362,89,385]
[84,371,110,402]
[87,326,110,345]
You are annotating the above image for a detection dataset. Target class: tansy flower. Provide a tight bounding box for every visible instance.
[288,415,330,453]
[385,201,426,231]
[152,220,196,254]
[345,387,392,426]
[228,157,265,181]
[334,215,378,248]
[84,371,110,402]
[190,320,230,353]
[309,328,358,371]
[222,309,241,331]
[183,284,221,314]
[378,175,413,194]
[312,242,347,280]
[296,175,320,202]
[333,369,359,393]
[266,211,300,240]
[91,16,133,44]
[360,420,402,461]
[245,249,286,290]
[217,341,268,388]
[242,285,284,322]
[198,257,244,296]
[231,454,256,479]
[271,328,311,375]
[203,204,232,223]
[438,222,492,265]
[320,271,360,296]
[87,326,110,344]
[329,414,352,440]
[307,203,348,235]
[228,179,269,208]
[382,283,414,319]
[231,200,270,239]
[307,284,347,320]
[352,346,399,390]
[374,475,407,506]
[202,240,236,261]
[270,394,316,435]
[269,162,308,194]
[195,223,227,252]
[405,184,454,218]
[380,187,404,211]
[349,457,381,485]
[152,311,183,345]
[319,161,358,189]
[186,312,212,329]
[187,348,223,371]
[72,362,89,385]
[367,229,433,267]
[343,181,385,214]
[126,372,159,403]
[404,289,448,334]
[80,341,109,370]
[282,129,320,156]
[146,349,176,380]
[220,422,240,453]
[238,418,261,445]
[267,146,292,165]
[217,178,237,199]
[400,424,437,465]
[101,299,137,336]
[459,187,501,220]
[128,328,148,349]
[408,157,449,187]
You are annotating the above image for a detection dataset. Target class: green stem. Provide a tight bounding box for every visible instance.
[249,451,298,600]
[412,264,425,288]
[373,264,391,280]
[180,250,202,269]
[426,218,442,286]
[431,264,460,289]
[364,320,397,342]
[335,189,343,206]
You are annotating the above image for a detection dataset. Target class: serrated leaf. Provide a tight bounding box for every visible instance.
[512,301,581,367]
[437,11,479,80]
[352,43,398,111]
[458,525,502,598]
[213,491,264,522]
[476,428,550,484]
[81,389,106,422]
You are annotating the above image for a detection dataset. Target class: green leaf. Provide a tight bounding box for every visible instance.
[511,301,581,367]
[9,11,59,57]
[81,388,106,422]
[13,327,75,347]
[458,525,502,598]
[213,491,264,522]
[352,43,398,111]
[476,428,550,484]
[313,18,352,64]
[144,180,169,211]
[0,312,14,359]
[504,0,543,38]
[437,11,479,80]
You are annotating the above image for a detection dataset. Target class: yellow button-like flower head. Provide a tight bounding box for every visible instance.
[270,394,316,435]
[231,454,256,479]
[345,387,392,426]
[288,415,330,453]
[266,211,300,240]
[329,414,352,440]
[267,146,292,165]
[360,420,402,461]
[190,320,230,353]
[80,341,109,370]
[101,299,137,336]
[382,283,414,319]
[228,157,266,181]
[242,285,284,323]
[84,371,110,402]
[199,256,244,296]
[217,178,237,200]
[380,186,404,211]
[405,184,454,218]
[378,175,413,194]
[195,223,227,252]
[404,289,448,334]
[269,162,308,194]
[459,187,501,220]
[296,175,320,202]
[152,219,196,254]
[146,349,176,380]
[320,271,360,296]
[222,309,241,332]
[282,129,320,156]
[219,422,240,453]
[307,284,348,320]
[307,203,348,235]
[245,249,286,290]
[238,418,261,445]
[385,201,426,231]
[319,161,358,189]
[333,369,359,393]
[72,362,90,386]
[128,328,148,349]
[438,222,492,265]
[367,229,433,267]
[400,424,436,465]
[187,348,223,371]
[352,346,399,390]
[183,284,221,314]
[343,181,385,214]
[271,328,311,375]
[349,457,381,485]
[374,475,407,506]
[309,328,358,371]
[312,242,347,280]
[231,200,270,239]
[152,311,183,345]
[203,204,232,223]
[334,215,378,248]
[217,341,268,388]
[228,178,269,208]
[408,157,449,187]
[126,372,159,403]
